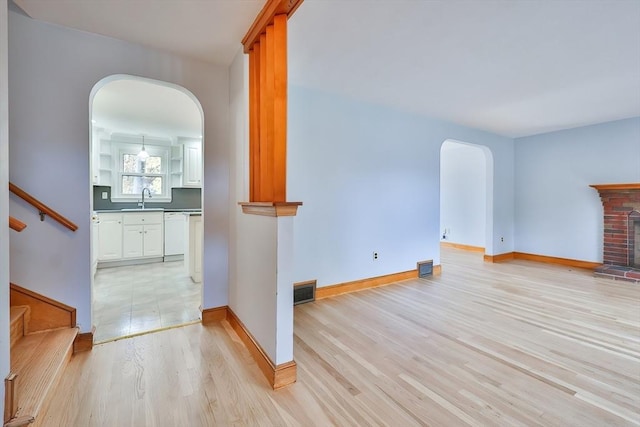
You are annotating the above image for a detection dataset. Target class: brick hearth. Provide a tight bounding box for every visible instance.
[590,183,640,283]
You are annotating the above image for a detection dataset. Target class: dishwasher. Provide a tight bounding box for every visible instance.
[164,212,185,259]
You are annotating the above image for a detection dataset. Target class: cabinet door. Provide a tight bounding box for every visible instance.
[186,215,203,283]
[193,217,203,282]
[98,214,122,261]
[143,224,164,257]
[183,142,202,187]
[123,225,144,258]
[92,222,100,275]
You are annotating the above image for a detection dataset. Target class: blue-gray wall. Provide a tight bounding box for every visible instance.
[288,86,514,286]
[514,117,640,261]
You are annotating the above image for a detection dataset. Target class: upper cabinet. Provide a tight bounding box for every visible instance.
[183,141,202,187]
[171,139,202,188]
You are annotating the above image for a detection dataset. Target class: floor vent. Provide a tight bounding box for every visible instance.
[294,280,316,305]
[417,260,434,278]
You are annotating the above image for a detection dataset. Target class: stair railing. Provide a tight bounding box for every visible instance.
[8,216,26,232]
[9,183,78,232]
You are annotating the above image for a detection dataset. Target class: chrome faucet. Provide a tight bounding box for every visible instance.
[139,187,152,209]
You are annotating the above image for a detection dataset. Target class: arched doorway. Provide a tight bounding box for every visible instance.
[440,139,494,254]
[89,75,204,343]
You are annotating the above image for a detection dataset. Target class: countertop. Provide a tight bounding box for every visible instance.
[95,208,201,213]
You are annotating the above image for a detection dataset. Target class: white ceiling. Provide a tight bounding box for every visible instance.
[288,0,640,137]
[13,0,264,66]
[13,0,640,138]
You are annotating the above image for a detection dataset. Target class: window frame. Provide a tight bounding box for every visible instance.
[111,142,171,203]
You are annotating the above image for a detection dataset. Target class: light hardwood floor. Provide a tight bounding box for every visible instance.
[42,248,639,426]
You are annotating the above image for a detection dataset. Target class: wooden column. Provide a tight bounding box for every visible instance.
[249,45,261,201]
[243,0,303,208]
[272,15,288,203]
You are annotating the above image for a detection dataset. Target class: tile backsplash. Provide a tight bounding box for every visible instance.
[93,186,201,211]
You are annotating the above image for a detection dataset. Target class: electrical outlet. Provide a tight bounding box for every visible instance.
[373,252,378,260]
[501,237,504,242]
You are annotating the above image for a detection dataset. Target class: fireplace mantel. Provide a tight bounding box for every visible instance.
[590,183,640,191]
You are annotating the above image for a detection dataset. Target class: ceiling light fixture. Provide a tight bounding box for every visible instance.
[137,135,149,161]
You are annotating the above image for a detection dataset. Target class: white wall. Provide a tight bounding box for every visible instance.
[1,0,11,417]
[440,140,487,247]
[288,86,514,287]
[8,10,230,331]
[514,117,640,262]
[275,217,294,364]
[234,212,279,360]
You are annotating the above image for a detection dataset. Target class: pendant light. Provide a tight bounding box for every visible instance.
[137,135,149,161]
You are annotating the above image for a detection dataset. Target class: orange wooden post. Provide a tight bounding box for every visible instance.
[258,33,268,201]
[243,0,303,204]
[272,15,287,202]
[249,45,261,201]
[263,25,276,202]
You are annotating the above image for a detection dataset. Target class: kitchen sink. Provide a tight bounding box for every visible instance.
[121,208,165,212]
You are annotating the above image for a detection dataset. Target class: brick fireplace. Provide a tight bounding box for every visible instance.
[591,183,640,283]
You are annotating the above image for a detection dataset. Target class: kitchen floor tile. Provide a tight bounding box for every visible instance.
[93,260,201,343]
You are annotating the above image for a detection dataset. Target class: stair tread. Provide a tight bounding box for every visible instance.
[10,328,77,420]
[9,306,28,324]
[10,306,29,349]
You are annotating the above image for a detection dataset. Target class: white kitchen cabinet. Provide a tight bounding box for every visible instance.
[98,213,122,261]
[183,141,202,187]
[92,216,100,276]
[143,223,163,256]
[184,213,202,283]
[122,212,164,259]
[122,225,144,258]
[170,141,201,188]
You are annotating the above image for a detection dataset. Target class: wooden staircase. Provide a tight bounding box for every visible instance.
[6,184,84,425]
[5,286,80,427]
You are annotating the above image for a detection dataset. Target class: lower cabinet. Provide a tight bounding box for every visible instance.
[98,211,164,264]
[185,214,202,283]
[92,217,100,276]
[123,224,163,258]
[98,213,123,261]
[142,224,163,256]
[123,225,144,258]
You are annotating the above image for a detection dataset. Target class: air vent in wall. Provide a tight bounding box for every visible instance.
[417,260,434,278]
[293,280,316,305]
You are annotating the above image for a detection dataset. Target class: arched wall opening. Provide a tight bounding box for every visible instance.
[440,139,494,254]
[89,74,205,342]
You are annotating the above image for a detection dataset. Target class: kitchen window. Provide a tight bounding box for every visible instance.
[113,144,170,202]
